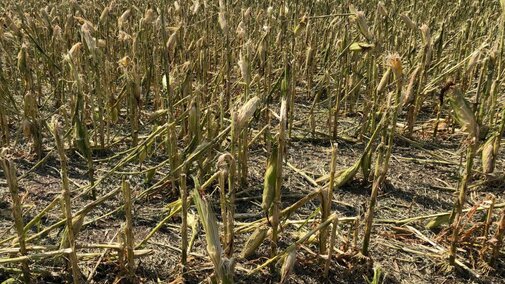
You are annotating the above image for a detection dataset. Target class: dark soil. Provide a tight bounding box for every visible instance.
[0,104,504,284]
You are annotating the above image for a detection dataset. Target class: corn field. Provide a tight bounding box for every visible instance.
[0,0,504,283]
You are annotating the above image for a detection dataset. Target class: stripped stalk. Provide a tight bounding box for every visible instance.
[490,209,505,265]
[180,174,188,268]
[320,144,337,255]
[1,152,30,282]
[447,85,479,265]
[363,54,403,256]
[217,153,236,257]
[271,94,287,261]
[50,115,81,283]
[324,217,338,278]
[122,178,135,282]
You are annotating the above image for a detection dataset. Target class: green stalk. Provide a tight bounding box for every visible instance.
[449,138,478,265]
[319,144,337,255]
[363,55,403,255]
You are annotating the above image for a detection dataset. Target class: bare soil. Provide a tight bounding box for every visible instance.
[1,103,504,284]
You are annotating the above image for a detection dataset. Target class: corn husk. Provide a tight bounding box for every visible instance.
[22,119,31,139]
[81,22,96,51]
[237,51,250,84]
[281,77,288,96]
[118,31,132,41]
[402,65,421,107]
[97,39,106,48]
[191,0,201,15]
[305,46,314,73]
[236,21,246,39]
[73,117,92,159]
[319,116,384,186]
[293,15,307,36]
[60,213,86,248]
[17,44,28,74]
[387,53,403,80]
[258,39,266,67]
[377,2,388,17]
[166,28,179,54]
[218,2,227,34]
[324,159,360,189]
[235,96,260,131]
[174,1,180,12]
[118,9,131,30]
[99,6,110,25]
[23,92,37,118]
[280,248,297,284]
[240,226,269,258]
[117,56,131,68]
[193,189,222,270]
[219,12,228,32]
[68,42,82,60]
[243,7,251,19]
[144,9,156,24]
[4,14,20,35]
[262,145,278,214]
[217,153,234,176]
[73,16,95,32]
[361,150,372,181]
[425,214,450,229]
[448,86,478,138]
[420,24,431,45]
[350,8,372,41]
[293,229,318,244]
[482,134,498,174]
[193,189,234,283]
[400,13,417,30]
[189,100,198,137]
[52,25,62,41]
[377,69,391,93]
[466,50,480,74]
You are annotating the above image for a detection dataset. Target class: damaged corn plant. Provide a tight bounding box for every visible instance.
[0,0,504,283]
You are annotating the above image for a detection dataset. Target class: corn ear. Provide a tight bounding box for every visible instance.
[425,214,450,229]
[81,23,96,52]
[238,51,250,84]
[448,86,478,138]
[377,69,391,93]
[193,189,234,283]
[240,226,269,258]
[235,96,260,131]
[349,6,372,41]
[280,248,297,284]
[262,145,278,214]
[193,189,222,262]
[73,117,92,159]
[402,65,421,107]
[361,150,372,181]
[400,13,417,30]
[482,134,498,174]
[377,2,388,17]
